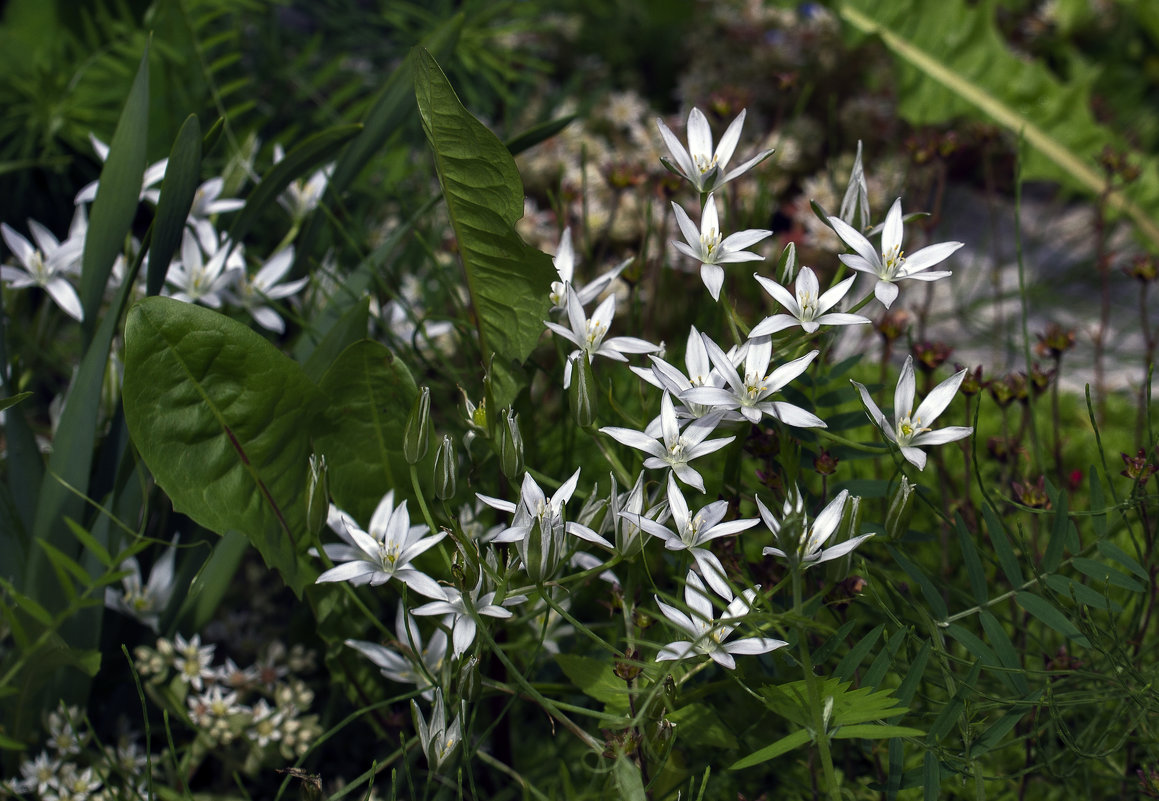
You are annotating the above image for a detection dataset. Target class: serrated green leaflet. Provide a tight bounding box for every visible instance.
[414,49,555,407]
[122,297,325,595]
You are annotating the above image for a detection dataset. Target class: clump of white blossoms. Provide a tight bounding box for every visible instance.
[1,217,85,321]
[852,355,973,470]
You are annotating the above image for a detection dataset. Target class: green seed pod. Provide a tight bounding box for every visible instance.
[403,386,431,465]
[433,434,457,500]
[568,354,598,428]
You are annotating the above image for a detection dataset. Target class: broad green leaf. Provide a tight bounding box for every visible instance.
[414,49,555,407]
[837,0,1159,248]
[955,513,988,604]
[729,729,811,771]
[146,114,202,296]
[80,44,149,331]
[833,724,923,740]
[554,654,630,709]
[178,530,249,634]
[1015,591,1090,647]
[984,503,1024,587]
[227,125,361,248]
[315,340,418,523]
[122,297,325,594]
[300,298,371,384]
[669,703,736,750]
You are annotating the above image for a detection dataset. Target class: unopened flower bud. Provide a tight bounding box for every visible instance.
[498,407,524,480]
[813,449,839,476]
[458,656,481,703]
[569,354,598,428]
[885,476,915,540]
[433,434,457,500]
[522,516,564,584]
[403,386,431,465]
[305,453,328,538]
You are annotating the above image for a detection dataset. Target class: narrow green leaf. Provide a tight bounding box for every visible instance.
[0,579,53,627]
[1072,557,1144,592]
[0,391,32,412]
[835,624,884,682]
[955,513,988,604]
[814,619,857,665]
[1015,591,1090,647]
[179,530,249,634]
[863,627,906,689]
[227,125,361,248]
[894,642,930,712]
[728,729,812,771]
[81,44,149,330]
[0,732,27,750]
[833,724,924,740]
[315,341,418,524]
[979,611,1029,694]
[122,297,325,595]
[1042,484,1069,572]
[984,503,1024,586]
[945,624,998,666]
[504,114,576,156]
[1096,540,1146,581]
[63,519,113,569]
[414,49,556,406]
[613,756,647,801]
[923,750,940,801]
[1088,466,1107,537]
[147,114,202,296]
[887,545,948,620]
[926,660,981,743]
[1043,574,1121,613]
[968,690,1042,758]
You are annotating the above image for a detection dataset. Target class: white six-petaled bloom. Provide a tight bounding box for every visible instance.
[273,143,333,224]
[345,605,447,700]
[104,536,179,632]
[1,220,85,321]
[411,579,527,658]
[545,283,658,388]
[758,488,872,569]
[828,198,963,309]
[654,569,786,670]
[223,246,309,333]
[313,491,445,599]
[749,266,870,336]
[621,473,758,598]
[600,391,734,493]
[548,227,627,311]
[165,229,244,309]
[656,107,773,195]
[75,133,169,206]
[851,355,973,471]
[671,193,772,301]
[682,334,826,427]
[412,689,462,772]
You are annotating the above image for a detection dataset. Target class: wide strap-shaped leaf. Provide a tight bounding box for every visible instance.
[122,297,324,594]
[314,340,418,524]
[414,48,555,407]
[146,114,202,296]
[80,44,149,332]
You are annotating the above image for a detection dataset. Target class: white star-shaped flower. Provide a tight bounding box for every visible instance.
[758,487,872,568]
[671,193,771,301]
[851,355,973,470]
[545,283,658,388]
[1,220,85,321]
[749,266,870,336]
[656,107,772,195]
[548,227,626,310]
[828,199,963,309]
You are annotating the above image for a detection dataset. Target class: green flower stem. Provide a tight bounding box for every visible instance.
[409,464,440,537]
[535,581,619,655]
[813,428,888,454]
[272,222,300,256]
[474,750,552,801]
[791,566,841,801]
[594,434,635,487]
[472,606,602,752]
[720,292,746,346]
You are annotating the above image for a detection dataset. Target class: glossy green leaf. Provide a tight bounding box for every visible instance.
[227,125,361,248]
[729,729,812,771]
[314,340,418,523]
[147,114,201,296]
[122,297,325,594]
[414,49,555,407]
[837,0,1159,248]
[80,44,149,331]
[955,513,988,604]
[1015,591,1090,647]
